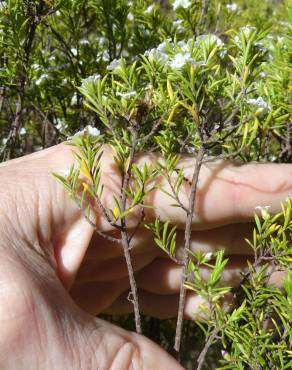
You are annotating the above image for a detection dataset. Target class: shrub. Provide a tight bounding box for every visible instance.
[1,1,291,368]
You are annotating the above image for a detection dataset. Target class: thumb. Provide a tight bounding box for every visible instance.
[0,143,95,289]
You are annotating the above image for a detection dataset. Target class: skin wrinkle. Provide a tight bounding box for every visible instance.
[35,185,57,270]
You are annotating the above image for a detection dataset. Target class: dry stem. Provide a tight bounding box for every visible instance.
[174,146,205,352]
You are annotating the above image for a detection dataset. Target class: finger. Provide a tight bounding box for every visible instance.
[70,255,248,314]
[70,277,129,315]
[75,223,254,286]
[136,256,249,295]
[104,290,233,320]
[74,250,157,284]
[176,222,254,257]
[39,145,291,232]
[268,270,287,289]
[82,222,254,266]
[83,227,156,261]
[141,158,292,229]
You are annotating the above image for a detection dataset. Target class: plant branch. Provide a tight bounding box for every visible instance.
[73,196,122,244]
[174,146,205,352]
[120,129,142,333]
[197,327,220,370]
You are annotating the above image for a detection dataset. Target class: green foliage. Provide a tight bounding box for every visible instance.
[1,0,291,368]
[184,199,292,369]
[146,219,177,259]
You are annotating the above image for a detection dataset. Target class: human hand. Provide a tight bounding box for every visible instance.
[0,143,290,369]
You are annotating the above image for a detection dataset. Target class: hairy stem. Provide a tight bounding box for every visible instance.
[174,146,205,352]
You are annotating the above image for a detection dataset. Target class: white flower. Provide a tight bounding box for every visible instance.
[204,252,213,261]
[173,0,191,11]
[144,48,169,62]
[173,19,183,26]
[19,127,26,135]
[35,73,49,85]
[270,155,277,162]
[107,58,121,70]
[234,35,240,43]
[177,40,189,52]
[157,40,171,52]
[168,52,192,69]
[241,25,256,37]
[259,71,266,78]
[127,12,134,21]
[68,125,100,140]
[70,47,77,56]
[144,39,173,63]
[81,74,100,87]
[101,51,110,62]
[31,63,40,70]
[173,19,184,31]
[71,92,78,105]
[116,91,136,98]
[56,118,66,131]
[226,3,237,11]
[0,1,7,11]
[221,350,230,359]
[87,126,100,137]
[219,49,227,58]
[255,206,271,211]
[255,205,271,219]
[246,97,271,114]
[80,39,89,45]
[197,34,224,47]
[145,5,154,13]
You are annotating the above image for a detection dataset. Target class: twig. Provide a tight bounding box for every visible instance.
[73,196,122,244]
[165,171,189,213]
[139,114,166,145]
[91,188,123,231]
[128,208,145,244]
[196,0,209,36]
[8,1,43,158]
[197,327,220,370]
[203,148,243,163]
[0,85,5,113]
[120,129,142,333]
[174,146,205,352]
